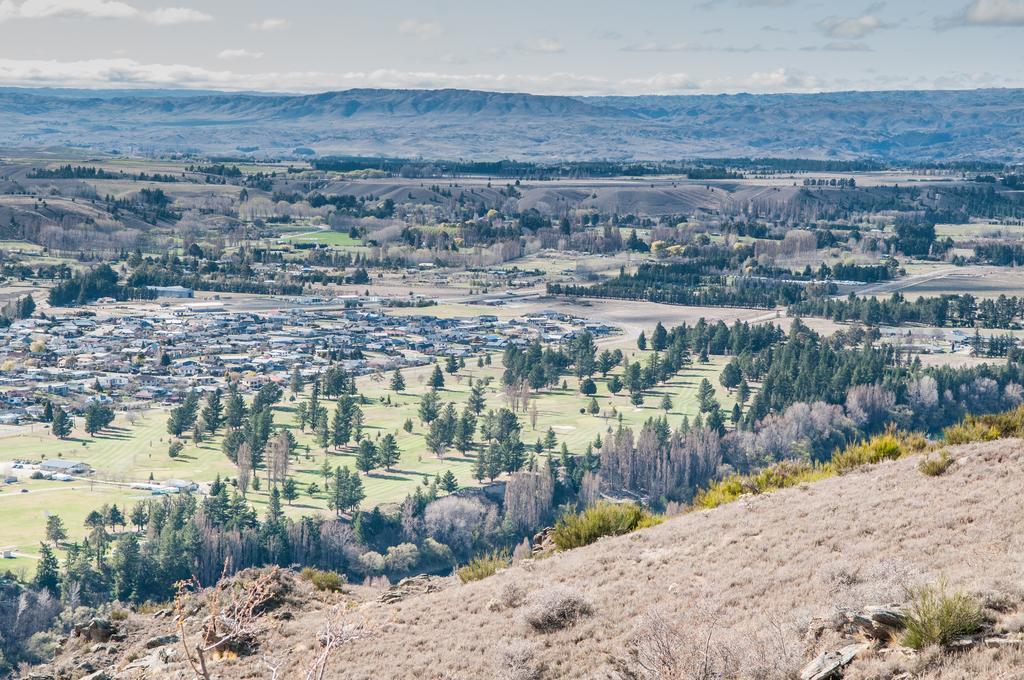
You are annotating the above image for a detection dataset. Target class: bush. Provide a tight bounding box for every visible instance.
[830,431,922,473]
[918,451,954,477]
[523,587,593,632]
[457,550,510,583]
[902,581,982,649]
[551,502,663,550]
[300,567,347,592]
[694,461,828,510]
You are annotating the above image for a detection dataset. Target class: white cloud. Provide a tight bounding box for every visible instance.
[144,7,211,25]
[937,0,1024,28]
[816,6,890,39]
[218,48,263,60]
[0,0,138,21]
[0,0,211,25]
[250,17,288,31]
[521,38,565,53]
[397,19,443,39]
[621,41,767,53]
[0,57,1015,96]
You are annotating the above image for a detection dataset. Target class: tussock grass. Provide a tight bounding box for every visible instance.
[918,450,955,477]
[551,502,663,551]
[522,587,594,632]
[902,580,983,649]
[457,550,511,583]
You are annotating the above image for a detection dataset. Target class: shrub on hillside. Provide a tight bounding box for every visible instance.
[523,587,593,632]
[457,550,510,583]
[551,502,662,550]
[918,451,954,477]
[694,461,828,510]
[830,431,928,473]
[902,580,982,649]
[944,404,1024,444]
[300,567,346,592]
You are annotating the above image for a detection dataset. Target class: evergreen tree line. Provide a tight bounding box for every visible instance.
[47,264,156,307]
[790,292,1024,329]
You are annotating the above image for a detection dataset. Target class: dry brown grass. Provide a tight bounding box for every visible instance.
[43,437,1024,679]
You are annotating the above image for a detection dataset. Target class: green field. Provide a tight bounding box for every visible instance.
[0,350,740,564]
[281,229,362,247]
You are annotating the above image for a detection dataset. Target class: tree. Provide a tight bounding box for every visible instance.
[428,364,445,389]
[468,382,486,414]
[390,368,406,392]
[588,397,600,415]
[425,418,449,457]
[34,543,61,595]
[45,514,67,546]
[111,533,141,601]
[637,331,647,351]
[544,427,557,451]
[652,322,668,352]
[439,469,459,494]
[580,377,597,396]
[225,384,246,428]
[607,375,623,394]
[355,439,378,474]
[419,389,441,424]
[168,440,184,458]
[281,477,299,505]
[720,360,742,392]
[378,433,401,469]
[202,389,224,433]
[736,379,751,406]
[697,378,717,413]
[331,398,352,447]
[129,503,148,532]
[445,355,459,375]
[50,405,72,438]
[84,402,114,436]
[289,366,304,395]
[660,394,674,413]
[237,442,253,497]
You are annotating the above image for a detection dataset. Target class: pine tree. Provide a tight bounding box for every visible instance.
[281,477,298,505]
[390,368,406,392]
[419,389,441,424]
[355,439,378,474]
[445,355,459,374]
[45,515,67,546]
[378,433,401,469]
[439,469,459,494]
[428,364,445,389]
[544,427,557,451]
[697,378,717,413]
[51,405,72,438]
[720,360,742,392]
[202,389,223,433]
[468,382,486,414]
[34,543,61,595]
[289,366,304,395]
[637,331,647,351]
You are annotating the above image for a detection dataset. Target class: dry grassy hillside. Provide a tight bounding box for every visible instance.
[37,438,1024,679]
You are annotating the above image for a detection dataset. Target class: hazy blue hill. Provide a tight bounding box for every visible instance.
[0,87,1021,161]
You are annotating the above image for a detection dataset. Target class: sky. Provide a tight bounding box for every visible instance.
[0,0,1022,95]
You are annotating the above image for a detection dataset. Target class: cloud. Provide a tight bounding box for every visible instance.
[802,41,872,51]
[0,0,137,20]
[0,57,1016,96]
[0,0,211,24]
[144,7,211,25]
[520,38,565,53]
[937,0,1024,28]
[621,41,769,53]
[816,5,890,39]
[218,48,263,60]
[250,17,288,31]
[397,18,443,39]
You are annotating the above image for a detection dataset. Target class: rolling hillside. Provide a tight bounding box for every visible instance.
[36,437,1024,679]
[0,87,1023,161]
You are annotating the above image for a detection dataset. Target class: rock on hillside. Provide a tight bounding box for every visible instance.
[34,438,1024,679]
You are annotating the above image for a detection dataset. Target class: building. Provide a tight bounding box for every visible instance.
[146,285,195,299]
[40,460,91,475]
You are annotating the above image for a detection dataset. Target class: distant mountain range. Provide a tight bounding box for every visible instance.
[1,87,1022,162]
